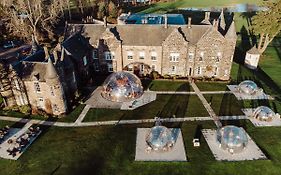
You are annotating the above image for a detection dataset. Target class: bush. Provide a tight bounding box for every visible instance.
[150,71,160,80]
[18,105,31,115]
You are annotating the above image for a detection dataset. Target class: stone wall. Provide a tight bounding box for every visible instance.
[162,28,189,76]
[24,80,67,115]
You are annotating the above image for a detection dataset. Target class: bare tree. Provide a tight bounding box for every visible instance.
[1,0,65,44]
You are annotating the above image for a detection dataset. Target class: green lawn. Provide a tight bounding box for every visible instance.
[137,0,265,14]
[58,104,86,122]
[149,80,193,91]
[204,94,244,116]
[84,95,208,122]
[195,82,229,91]
[2,120,281,175]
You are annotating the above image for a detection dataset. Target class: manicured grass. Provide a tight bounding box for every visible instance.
[149,80,193,91]
[2,121,281,174]
[204,94,244,116]
[195,82,229,91]
[84,95,208,122]
[0,104,85,123]
[58,104,86,122]
[137,0,265,14]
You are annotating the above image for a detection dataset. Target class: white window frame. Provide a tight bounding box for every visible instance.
[224,69,228,76]
[197,67,202,75]
[216,52,222,63]
[151,64,156,71]
[139,51,145,60]
[151,52,157,61]
[38,97,44,109]
[199,52,204,62]
[171,65,176,74]
[169,53,179,62]
[128,64,133,71]
[127,51,133,60]
[83,56,88,66]
[93,50,98,59]
[108,63,113,72]
[34,82,41,93]
[104,51,115,60]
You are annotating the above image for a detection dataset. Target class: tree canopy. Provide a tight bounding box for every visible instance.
[251,0,281,53]
[0,0,67,44]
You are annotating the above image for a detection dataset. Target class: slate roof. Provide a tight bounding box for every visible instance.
[247,46,260,55]
[64,24,213,46]
[21,61,48,81]
[62,33,90,60]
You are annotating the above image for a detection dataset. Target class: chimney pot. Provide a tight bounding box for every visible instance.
[103,16,107,27]
[43,46,50,60]
[188,17,192,28]
[164,14,168,28]
[53,50,59,63]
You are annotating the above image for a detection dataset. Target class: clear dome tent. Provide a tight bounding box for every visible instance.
[238,80,263,95]
[146,125,175,152]
[101,71,144,102]
[216,125,248,154]
[253,106,275,122]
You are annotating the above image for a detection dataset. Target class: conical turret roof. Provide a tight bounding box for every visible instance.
[225,21,237,39]
[219,10,226,30]
[45,58,58,79]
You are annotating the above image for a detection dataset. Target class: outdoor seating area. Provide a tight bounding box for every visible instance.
[0,126,10,143]
[0,123,42,160]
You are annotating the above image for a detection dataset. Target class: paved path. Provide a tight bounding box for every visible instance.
[150,91,232,95]
[0,115,213,127]
[74,105,90,124]
[191,82,222,128]
[0,115,247,128]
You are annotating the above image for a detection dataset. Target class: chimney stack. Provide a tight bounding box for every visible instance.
[164,14,168,29]
[43,46,50,60]
[188,17,192,28]
[103,16,107,28]
[213,19,219,30]
[53,50,59,63]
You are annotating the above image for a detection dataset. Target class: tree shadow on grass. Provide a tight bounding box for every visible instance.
[159,83,190,118]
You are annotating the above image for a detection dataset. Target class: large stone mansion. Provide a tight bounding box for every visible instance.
[0,11,237,116]
[64,11,237,80]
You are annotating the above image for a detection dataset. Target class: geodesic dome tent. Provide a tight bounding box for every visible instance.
[146,125,175,152]
[101,71,144,102]
[237,80,263,96]
[252,106,275,122]
[216,125,248,154]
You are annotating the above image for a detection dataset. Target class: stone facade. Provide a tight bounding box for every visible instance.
[65,11,237,81]
[0,39,92,115]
